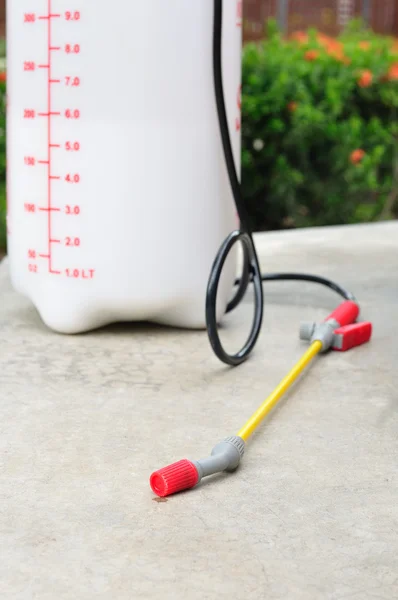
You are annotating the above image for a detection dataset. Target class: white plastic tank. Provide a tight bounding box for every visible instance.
[6,0,242,333]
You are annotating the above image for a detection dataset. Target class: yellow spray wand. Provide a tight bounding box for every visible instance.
[149,301,372,498]
[236,340,322,442]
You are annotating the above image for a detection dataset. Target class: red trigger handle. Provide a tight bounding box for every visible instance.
[332,322,372,351]
[325,301,359,327]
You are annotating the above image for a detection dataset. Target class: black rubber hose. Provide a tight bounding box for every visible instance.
[206,0,355,366]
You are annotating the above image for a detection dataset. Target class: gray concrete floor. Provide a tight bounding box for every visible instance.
[0,222,397,599]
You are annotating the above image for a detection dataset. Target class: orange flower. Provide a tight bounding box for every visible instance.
[324,45,351,64]
[357,70,373,88]
[292,32,351,63]
[318,33,343,53]
[350,149,365,164]
[291,31,343,53]
[0,71,6,82]
[304,50,319,61]
[291,31,308,44]
[359,41,370,50]
[287,101,298,113]
[386,63,398,81]
[327,46,342,58]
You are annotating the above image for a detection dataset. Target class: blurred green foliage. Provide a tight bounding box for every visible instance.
[241,19,398,230]
[0,51,5,253]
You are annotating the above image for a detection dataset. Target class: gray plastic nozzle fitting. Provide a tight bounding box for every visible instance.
[299,318,340,352]
[193,436,245,482]
[299,322,316,341]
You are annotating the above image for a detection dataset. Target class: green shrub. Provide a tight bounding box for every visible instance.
[241,19,398,230]
[0,68,5,253]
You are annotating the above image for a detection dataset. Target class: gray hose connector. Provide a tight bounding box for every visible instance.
[193,435,245,481]
[299,318,340,352]
[299,322,316,341]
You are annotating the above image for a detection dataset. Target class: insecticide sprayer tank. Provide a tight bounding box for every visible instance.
[6,1,242,333]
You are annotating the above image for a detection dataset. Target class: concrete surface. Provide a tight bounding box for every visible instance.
[0,222,397,600]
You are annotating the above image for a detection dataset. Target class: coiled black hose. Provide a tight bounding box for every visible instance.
[206,0,356,366]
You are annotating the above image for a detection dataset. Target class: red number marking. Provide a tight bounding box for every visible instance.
[65,237,80,247]
[65,141,80,151]
[65,108,80,119]
[65,205,80,215]
[65,11,80,21]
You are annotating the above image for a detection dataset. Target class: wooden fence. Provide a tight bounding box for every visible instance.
[243,0,398,42]
[0,2,4,38]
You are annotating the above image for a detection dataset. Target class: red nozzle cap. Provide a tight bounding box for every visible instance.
[150,459,199,497]
[325,301,359,328]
